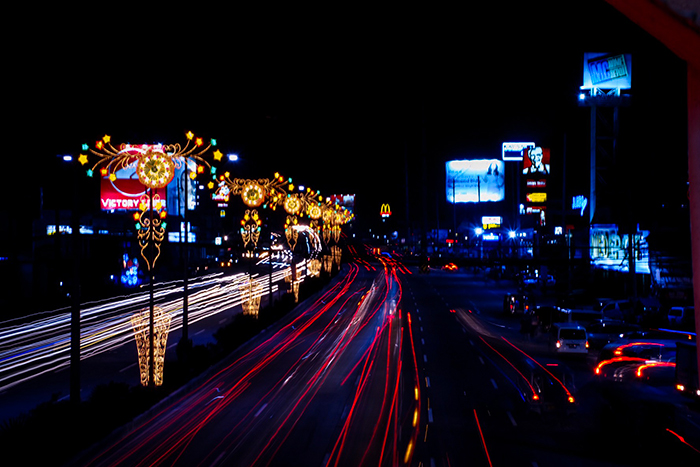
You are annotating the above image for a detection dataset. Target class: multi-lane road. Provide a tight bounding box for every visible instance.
[2,250,699,466]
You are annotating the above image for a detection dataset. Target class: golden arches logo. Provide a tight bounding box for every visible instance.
[380,203,391,218]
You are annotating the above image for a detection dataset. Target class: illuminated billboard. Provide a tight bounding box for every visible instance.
[502,142,535,162]
[522,147,550,176]
[446,160,505,203]
[590,224,649,274]
[100,166,168,210]
[581,53,632,90]
[100,165,198,214]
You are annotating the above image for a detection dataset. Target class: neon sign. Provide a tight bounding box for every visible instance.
[380,203,392,218]
[572,195,588,216]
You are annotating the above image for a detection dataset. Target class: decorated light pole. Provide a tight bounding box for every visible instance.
[215,172,353,304]
[79,132,219,386]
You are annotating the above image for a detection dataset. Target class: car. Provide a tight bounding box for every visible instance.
[596,340,677,366]
[550,323,588,355]
[668,306,694,326]
[600,299,634,321]
[442,262,458,271]
[586,319,641,349]
[516,358,577,415]
[594,341,677,384]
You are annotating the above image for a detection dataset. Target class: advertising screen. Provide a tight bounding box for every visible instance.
[581,53,632,90]
[502,142,535,162]
[446,160,505,203]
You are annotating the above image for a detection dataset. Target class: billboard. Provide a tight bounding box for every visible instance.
[522,147,550,176]
[446,160,505,203]
[590,224,649,274]
[581,53,632,90]
[502,142,535,162]
[100,166,168,211]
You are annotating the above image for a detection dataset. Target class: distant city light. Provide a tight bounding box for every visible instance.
[62,155,73,162]
[228,154,239,162]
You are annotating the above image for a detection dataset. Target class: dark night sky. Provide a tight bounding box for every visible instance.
[6,1,689,232]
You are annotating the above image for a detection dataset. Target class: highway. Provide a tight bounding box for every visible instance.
[70,259,417,466]
[3,251,698,466]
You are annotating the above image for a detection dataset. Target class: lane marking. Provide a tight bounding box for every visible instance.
[425,376,431,388]
[490,379,498,389]
[423,355,428,363]
[507,411,517,427]
[428,408,434,423]
[478,356,485,365]
[421,338,425,345]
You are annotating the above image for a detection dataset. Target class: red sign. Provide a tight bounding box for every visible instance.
[100,178,167,210]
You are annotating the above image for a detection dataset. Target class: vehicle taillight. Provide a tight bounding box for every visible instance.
[556,340,561,349]
[585,341,589,349]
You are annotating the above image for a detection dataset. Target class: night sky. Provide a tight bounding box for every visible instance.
[6,1,689,234]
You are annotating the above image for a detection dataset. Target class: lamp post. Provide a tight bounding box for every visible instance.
[215,172,353,307]
[78,132,218,387]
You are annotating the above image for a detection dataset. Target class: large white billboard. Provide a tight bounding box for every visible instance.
[581,53,632,90]
[446,160,505,203]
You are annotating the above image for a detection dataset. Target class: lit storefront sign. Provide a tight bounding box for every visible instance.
[526,193,547,203]
[481,216,502,229]
[380,203,392,218]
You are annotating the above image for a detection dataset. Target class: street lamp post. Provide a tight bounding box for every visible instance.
[78,132,218,387]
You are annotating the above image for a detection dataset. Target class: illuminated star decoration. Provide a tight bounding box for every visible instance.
[79,132,218,190]
[79,132,218,270]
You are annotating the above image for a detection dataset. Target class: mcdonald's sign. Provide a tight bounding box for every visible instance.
[380,203,391,218]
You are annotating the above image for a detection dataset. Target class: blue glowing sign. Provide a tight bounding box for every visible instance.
[572,195,588,216]
[502,142,535,162]
[582,53,632,90]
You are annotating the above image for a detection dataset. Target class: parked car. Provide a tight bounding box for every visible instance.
[668,306,694,326]
[600,299,634,321]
